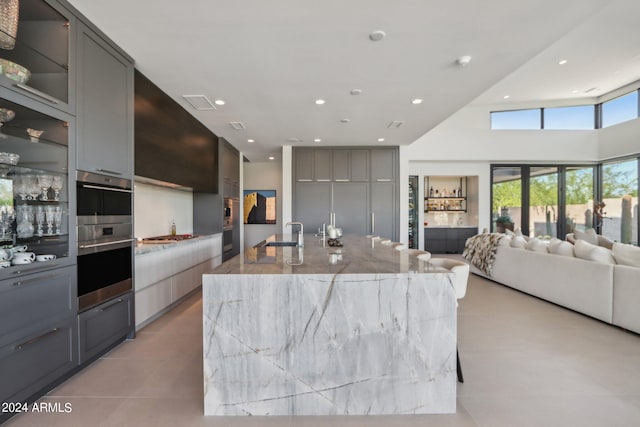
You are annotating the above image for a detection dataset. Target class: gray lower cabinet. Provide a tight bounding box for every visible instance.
[333,182,369,236]
[371,182,396,239]
[424,227,478,254]
[76,22,134,178]
[78,291,134,364]
[0,265,77,412]
[294,182,332,232]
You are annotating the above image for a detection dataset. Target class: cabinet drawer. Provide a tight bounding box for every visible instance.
[0,266,76,348]
[78,291,133,363]
[0,316,77,404]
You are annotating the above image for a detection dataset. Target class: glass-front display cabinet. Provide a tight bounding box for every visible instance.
[0,0,74,113]
[0,97,68,273]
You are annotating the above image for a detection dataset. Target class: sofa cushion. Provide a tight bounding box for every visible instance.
[548,239,575,257]
[525,237,549,253]
[574,228,598,245]
[612,242,640,267]
[597,235,614,250]
[574,239,616,264]
[511,236,527,249]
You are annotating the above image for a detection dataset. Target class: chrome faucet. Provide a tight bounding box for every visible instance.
[286,222,304,247]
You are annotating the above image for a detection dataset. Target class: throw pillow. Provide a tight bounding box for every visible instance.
[574,228,598,245]
[514,228,524,237]
[511,236,527,249]
[574,239,616,264]
[525,237,549,253]
[612,242,640,267]
[548,239,575,257]
[499,235,513,246]
[505,228,516,237]
[597,235,614,250]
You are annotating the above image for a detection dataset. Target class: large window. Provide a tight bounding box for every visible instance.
[492,167,522,231]
[602,91,639,128]
[565,166,595,233]
[529,167,558,238]
[602,159,638,244]
[544,105,594,130]
[491,109,541,130]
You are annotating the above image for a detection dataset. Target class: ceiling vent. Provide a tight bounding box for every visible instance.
[182,95,216,111]
[387,120,405,129]
[286,137,303,143]
[229,122,246,130]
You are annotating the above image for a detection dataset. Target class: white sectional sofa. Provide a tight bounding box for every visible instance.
[465,233,640,334]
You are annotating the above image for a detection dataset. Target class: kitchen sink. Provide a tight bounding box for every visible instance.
[264,241,298,247]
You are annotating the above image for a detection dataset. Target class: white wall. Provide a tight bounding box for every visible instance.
[134,182,193,238]
[243,160,283,248]
[598,118,640,160]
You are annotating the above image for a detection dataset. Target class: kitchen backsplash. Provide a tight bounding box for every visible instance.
[134,181,194,238]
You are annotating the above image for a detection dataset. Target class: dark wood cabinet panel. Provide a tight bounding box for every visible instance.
[424,227,477,254]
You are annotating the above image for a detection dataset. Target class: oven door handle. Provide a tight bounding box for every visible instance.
[78,238,135,249]
[80,184,133,193]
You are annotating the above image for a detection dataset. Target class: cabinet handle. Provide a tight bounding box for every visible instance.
[376,178,391,182]
[96,168,123,176]
[297,179,312,182]
[316,179,331,182]
[15,328,60,351]
[12,273,60,287]
[15,83,60,104]
[11,263,60,275]
[371,212,375,233]
[81,184,133,193]
[334,179,349,182]
[79,238,134,249]
[99,298,125,312]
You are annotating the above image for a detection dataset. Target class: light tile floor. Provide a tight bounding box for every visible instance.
[6,273,640,427]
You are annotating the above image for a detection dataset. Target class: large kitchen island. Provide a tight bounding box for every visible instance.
[202,234,457,416]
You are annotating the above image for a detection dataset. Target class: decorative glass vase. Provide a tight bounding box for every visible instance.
[0,0,19,50]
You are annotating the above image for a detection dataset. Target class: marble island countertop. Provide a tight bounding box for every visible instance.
[202,233,458,415]
[209,234,436,275]
[135,233,221,255]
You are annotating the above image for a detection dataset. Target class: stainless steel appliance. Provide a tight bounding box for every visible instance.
[76,171,133,311]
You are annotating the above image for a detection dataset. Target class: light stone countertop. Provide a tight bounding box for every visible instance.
[207,234,441,275]
[135,233,221,256]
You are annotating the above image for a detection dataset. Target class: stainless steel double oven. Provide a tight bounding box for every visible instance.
[76,171,133,312]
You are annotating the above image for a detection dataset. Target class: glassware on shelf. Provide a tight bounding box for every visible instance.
[22,174,39,200]
[51,175,63,201]
[38,174,53,201]
[45,205,55,235]
[35,205,45,237]
[0,0,19,50]
[16,204,34,238]
[54,205,62,235]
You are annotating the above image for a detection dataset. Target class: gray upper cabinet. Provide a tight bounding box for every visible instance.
[0,0,76,114]
[295,149,314,181]
[76,22,134,178]
[350,150,369,181]
[221,141,239,197]
[314,150,332,181]
[332,151,350,181]
[370,149,396,182]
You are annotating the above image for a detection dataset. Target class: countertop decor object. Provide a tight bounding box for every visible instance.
[26,128,43,142]
[203,234,457,415]
[0,58,30,84]
[0,0,19,50]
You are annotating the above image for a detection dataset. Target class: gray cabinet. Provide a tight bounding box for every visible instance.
[424,227,477,254]
[222,140,240,197]
[370,149,396,182]
[0,266,77,410]
[371,182,396,239]
[76,22,134,178]
[294,182,332,232]
[78,291,134,363]
[293,147,398,240]
[333,182,369,236]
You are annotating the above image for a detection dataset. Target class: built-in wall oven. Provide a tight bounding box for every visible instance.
[76,171,133,312]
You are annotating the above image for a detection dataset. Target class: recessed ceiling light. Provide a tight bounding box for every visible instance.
[350,89,362,95]
[268,156,275,160]
[369,30,386,42]
[247,139,255,143]
[377,138,385,142]
[503,95,510,99]
[314,138,321,143]
[558,59,568,65]
[214,99,225,106]
[340,118,350,123]
[315,99,325,105]
[571,90,579,94]
[456,55,472,67]
[411,98,423,105]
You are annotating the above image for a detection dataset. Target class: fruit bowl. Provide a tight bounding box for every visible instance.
[0,58,30,85]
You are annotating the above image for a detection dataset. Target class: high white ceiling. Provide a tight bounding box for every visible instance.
[67,0,640,162]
